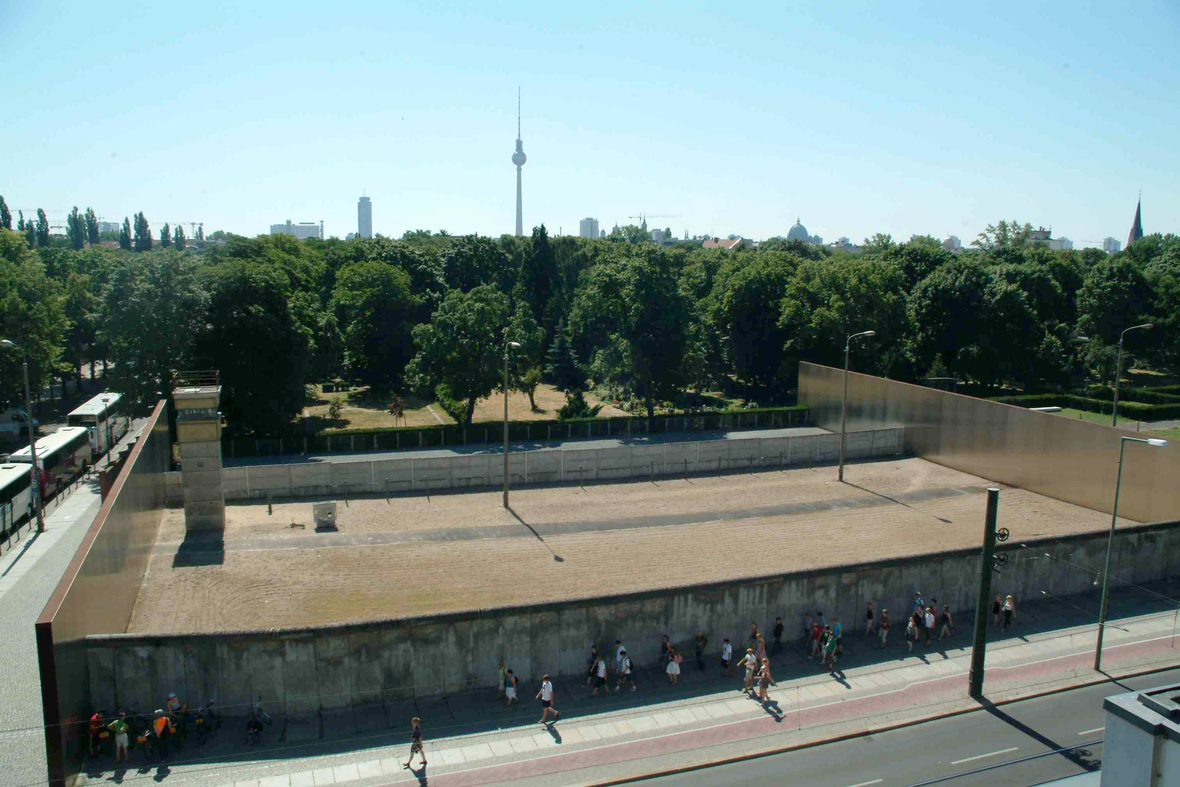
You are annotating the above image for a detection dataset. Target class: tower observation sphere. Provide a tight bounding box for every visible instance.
[512,147,527,167]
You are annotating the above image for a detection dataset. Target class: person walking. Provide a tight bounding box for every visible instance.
[586,645,599,687]
[721,638,733,676]
[923,607,935,646]
[537,675,560,725]
[810,622,822,659]
[823,628,838,672]
[88,710,106,758]
[865,602,876,636]
[754,633,767,665]
[666,647,681,684]
[404,716,427,768]
[803,612,813,646]
[616,650,636,692]
[757,659,777,704]
[939,605,954,640]
[912,608,925,645]
[591,655,610,696]
[1002,595,1017,630]
[879,609,890,649]
[992,594,1002,626]
[151,710,174,760]
[108,712,129,764]
[913,592,924,616]
[737,648,757,694]
[905,616,917,651]
[772,617,784,655]
[498,661,508,699]
[659,635,670,665]
[504,669,519,708]
[833,618,844,656]
[695,632,708,671]
[615,640,626,679]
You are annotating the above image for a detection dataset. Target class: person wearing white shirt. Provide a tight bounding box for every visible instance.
[536,675,559,725]
[591,657,610,696]
[721,639,733,676]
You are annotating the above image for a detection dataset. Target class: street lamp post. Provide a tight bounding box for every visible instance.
[1094,435,1167,671]
[838,330,876,483]
[0,339,45,533]
[1112,323,1153,427]
[503,340,521,508]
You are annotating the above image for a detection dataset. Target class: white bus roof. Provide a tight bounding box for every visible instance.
[8,427,91,462]
[67,392,122,418]
[0,463,31,488]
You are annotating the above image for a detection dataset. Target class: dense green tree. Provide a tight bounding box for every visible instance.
[516,224,558,328]
[331,260,415,387]
[191,261,309,434]
[174,224,186,251]
[119,217,132,250]
[0,229,69,409]
[160,223,172,248]
[66,206,85,250]
[705,252,796,388]
[35,209,50,247]
[0,196,10,230]
[63,273,97,389]
[880,235,953,290]
[406,284,511,425]
[505,303,546,409]
[24,213,36,248]
[290,291,343,382]
[17,211,25,232]
[442,235,514,295]
[84,207,99,245]
[99,250,209,419]
[133,212,152,252]
[542,323,585,393]
[974,220,1034,250]
[1076,256,1155,383]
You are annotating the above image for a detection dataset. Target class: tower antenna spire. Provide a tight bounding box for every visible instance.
[517,86,521,138]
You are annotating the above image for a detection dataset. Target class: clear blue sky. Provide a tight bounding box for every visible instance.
[2,1,1177,247]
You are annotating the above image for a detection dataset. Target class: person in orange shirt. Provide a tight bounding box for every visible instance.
[152,710,174,759]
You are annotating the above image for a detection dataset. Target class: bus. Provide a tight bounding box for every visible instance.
[67,392,128,456]
[0,463,35,536]
[9,426,92,501]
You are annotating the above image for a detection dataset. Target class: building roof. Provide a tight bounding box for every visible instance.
[701,237,746,250]
[1128,199,1144,247]
[787,218,810,242]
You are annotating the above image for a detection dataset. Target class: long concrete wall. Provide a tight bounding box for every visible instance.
[83,518,1179,720]
[799,362,1180,524]
[36,401,170,787]
[164,428,904,504]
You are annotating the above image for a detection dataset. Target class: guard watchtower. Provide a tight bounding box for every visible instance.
[172,371,225,531]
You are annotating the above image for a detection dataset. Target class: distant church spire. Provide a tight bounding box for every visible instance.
[1127,195,1143,247]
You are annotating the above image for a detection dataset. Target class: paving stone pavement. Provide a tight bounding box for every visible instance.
[70,595,1180,787]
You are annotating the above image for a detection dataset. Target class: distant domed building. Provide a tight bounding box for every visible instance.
[786,218,823,245]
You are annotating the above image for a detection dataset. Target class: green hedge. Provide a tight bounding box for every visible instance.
[1081,385,1180,405]
[990,393,1180,420]
[221,405,810,459]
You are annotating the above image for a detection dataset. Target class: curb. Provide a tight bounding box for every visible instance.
[578,661,1178,787]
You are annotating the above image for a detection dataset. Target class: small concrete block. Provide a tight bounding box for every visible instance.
[724,699,750,713]
[705,702,735,718]
[332,763,359,782]
[613,719,635,734]
[312,767,335,785]
[259,777,289,787]
[628,716,658,732]
[356,760,382,779]
[652,712,679,728]
[532,732,559,748]
[577,725,602,741]
[673,709,698,725]
[509,735,539,753]
[290,772,315,787]
[378,759,402,775]
[461,743,494,761]
[489,739,515,756]
[594,721,621,738]
[689,706,713,722]
[440,748,466,765]
[558,727,584,744]
[808,683,835,697]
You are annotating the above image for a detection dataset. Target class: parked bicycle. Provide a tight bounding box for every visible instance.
[192,699,221,745]
[244,696,272,745]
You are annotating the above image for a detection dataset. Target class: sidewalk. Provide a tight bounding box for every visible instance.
[75,589,1180,787]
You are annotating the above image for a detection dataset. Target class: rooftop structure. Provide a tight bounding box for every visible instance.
[1128,198,1144,247]
[702,237,752,250]
[270,220,323,240]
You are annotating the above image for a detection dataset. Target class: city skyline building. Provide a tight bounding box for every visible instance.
[357,195,372,239]
[1103,236,1121,254]
[512,88,526,237]
[579,217,599,238]
[269,219,323,239]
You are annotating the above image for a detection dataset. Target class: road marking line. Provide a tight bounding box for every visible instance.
[951,746,1018,765]
[846,780,883,787]
[1078,727,1104,735]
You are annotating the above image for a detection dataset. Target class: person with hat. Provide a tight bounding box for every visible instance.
[152,709,174,759]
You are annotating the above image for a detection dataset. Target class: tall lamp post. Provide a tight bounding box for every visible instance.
[1094,435,1167,671]
[1111,323,1153,427]
[0,339,45,533]
[838,330,876,483]
[502,339,521,508]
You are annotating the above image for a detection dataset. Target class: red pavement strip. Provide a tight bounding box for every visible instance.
[378,633,1179,786]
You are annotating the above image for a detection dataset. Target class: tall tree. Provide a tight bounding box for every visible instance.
[704,251,796,388]
[17,211,25,232]
[330,260,415,387]
[516,224,558,329]
[542,323,585,392]
[84,207,99,245]
[505,303,546,410]
[974,220,1034,250]
[0,229,69,409]
[174,223,186,250]
[133,212,152,252]
[160,223,172,248]
[63,273,98,389]
[24,214,36,248]
[0,196,10,230]
[35,209,50,247]
[405,284,511,425]
[66,206,85,250]
[119,217,132,250]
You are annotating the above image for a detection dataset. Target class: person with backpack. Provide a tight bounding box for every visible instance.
[666,647,681,684]
[616,650,636,692]
[504,669,519,708]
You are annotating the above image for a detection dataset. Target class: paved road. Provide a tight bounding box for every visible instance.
[633,667,1178,787]
[224,426,830,467]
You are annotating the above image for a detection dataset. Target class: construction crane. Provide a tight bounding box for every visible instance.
[628,213,681,226]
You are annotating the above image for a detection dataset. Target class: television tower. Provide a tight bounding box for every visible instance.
[512,87,527,237]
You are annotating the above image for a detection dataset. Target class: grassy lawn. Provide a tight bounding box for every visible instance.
[301,383,627,432]
[1050,407,1172,435]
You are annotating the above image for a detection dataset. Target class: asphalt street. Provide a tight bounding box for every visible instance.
[223,426,829,466]
[632,667,1180,787]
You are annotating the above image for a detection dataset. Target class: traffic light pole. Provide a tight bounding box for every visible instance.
[968,488,1000,699]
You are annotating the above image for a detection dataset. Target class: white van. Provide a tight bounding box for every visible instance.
[0,408,39,442]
